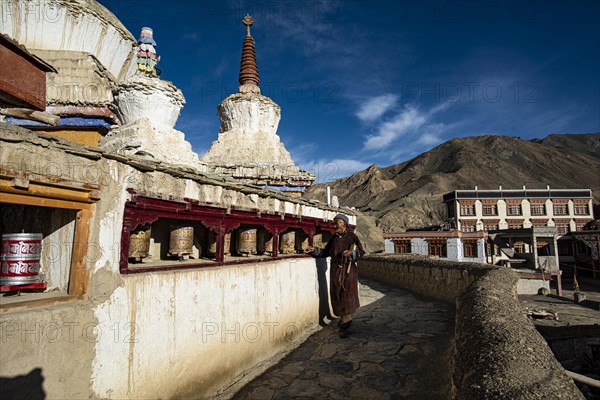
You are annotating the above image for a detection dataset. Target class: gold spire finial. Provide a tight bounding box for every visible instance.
[243,15,254,36]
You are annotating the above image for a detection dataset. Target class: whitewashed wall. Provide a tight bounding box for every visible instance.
[384,238,394,253]
[0,136,331,399]
[91,258,321,399]
[1,0,137,80]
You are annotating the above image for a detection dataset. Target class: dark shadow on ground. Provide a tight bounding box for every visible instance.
[0,368,45,400]
[578,298,600,312]
[315,258,334,326]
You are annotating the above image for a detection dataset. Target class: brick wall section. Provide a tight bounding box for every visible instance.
[359,254,584,400]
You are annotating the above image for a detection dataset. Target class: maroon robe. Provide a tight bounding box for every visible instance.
[317,230,365,317]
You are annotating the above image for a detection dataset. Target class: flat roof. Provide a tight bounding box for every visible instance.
[443,189,592,202]
[384,230,487,239]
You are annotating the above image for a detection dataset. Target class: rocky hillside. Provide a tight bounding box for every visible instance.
[304,134,600,233]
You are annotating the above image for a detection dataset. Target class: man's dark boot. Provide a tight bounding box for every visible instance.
[338,321,352,338]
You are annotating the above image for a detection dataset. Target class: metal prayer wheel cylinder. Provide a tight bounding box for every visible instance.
[313,233,323,248]
[238,228,257,255]
[258,229,273,254]
[1,233,43,285]
[208,231,231,255]
[297,234,309,251]
[128,226,151,260]
[279,231,296,254]
[169,226,194,256]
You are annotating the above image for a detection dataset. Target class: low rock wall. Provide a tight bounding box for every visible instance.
[359,254,584,400]
[358,254,489,302]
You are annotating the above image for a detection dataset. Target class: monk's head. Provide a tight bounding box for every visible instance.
[334,214,349,234]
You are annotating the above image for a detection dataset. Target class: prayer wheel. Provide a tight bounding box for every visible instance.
[279,231,296,254]
[128,226,151,261]
[169,226,194,256]
[208,231,231,256]
[1,233,42,285]
[258,229,273,254]
[297,234,309,251]
[313,233,323,248]
[237,228,257,255]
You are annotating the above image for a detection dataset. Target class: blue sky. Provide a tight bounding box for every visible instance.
[99,0,600,182]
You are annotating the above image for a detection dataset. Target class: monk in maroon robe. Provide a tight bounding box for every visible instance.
[305,214,365,338]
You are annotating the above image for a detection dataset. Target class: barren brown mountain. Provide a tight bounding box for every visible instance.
[304,134,600,237]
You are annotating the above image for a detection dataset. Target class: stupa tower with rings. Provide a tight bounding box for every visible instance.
[200,16,315,195]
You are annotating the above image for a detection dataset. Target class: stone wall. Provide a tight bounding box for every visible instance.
[358,254,489,303]
[1,258,322,399]
[0,124,338,399]
[358,254,585,400]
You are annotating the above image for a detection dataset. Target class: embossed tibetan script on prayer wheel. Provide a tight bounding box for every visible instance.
[238,228,257,255]
[279,231,296,254]
[169,226,194,257]
[1,233,43,285]
[128,226,151,261]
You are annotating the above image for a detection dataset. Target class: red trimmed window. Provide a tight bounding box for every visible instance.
[463,240,477,257]
[482,204,497,216]
[553,204,568,215]
[428,240,447,257]
[530,204,546,216]
[460,204,475,216]
[507,204,522,216]
[574,204,589,215]
[394,240,411,254]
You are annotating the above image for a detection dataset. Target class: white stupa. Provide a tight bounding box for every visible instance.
[200,16,315,193]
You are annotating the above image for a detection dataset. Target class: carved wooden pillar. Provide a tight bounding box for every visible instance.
[216,226,226,264]
[120,206,159,274]
[272,227,279,258]
[120,210,134,274]
[304,226,316,247]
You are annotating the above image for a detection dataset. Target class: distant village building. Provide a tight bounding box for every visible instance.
[384,230,487,264]
[443,187,594,234]
[384,187,598,290]
[200,16,315,194]
[444,187,597,278]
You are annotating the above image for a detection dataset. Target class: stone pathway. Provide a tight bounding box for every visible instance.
[232,279,455,400]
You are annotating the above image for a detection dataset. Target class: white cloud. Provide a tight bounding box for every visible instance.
[416,122,447,146]
[287,142,317,165]
[363,102,453,151]
[356,94,398,122]
[364,105,427,150]
[418,132,442,146]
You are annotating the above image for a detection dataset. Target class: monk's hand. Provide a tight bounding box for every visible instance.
[342,249,352,257]
[304,246,315,254]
